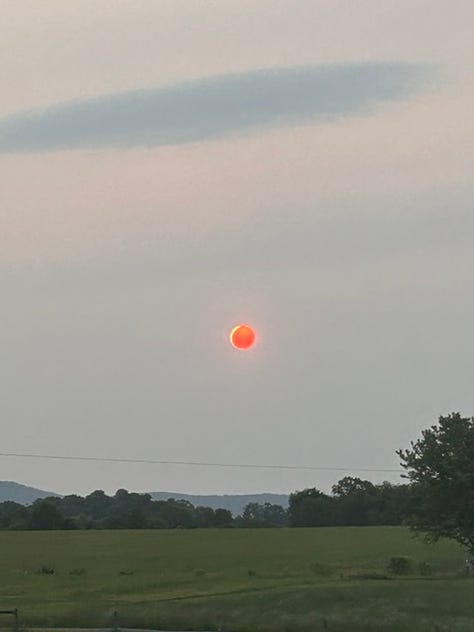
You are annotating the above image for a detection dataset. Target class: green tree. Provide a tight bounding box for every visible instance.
[263,503,287,526]
[154,499,196,528]
[241,502,287,527]
[332,477,378,526]
[374,482,413,525]
[29,500,67,530]
[242,502,266,526]
[0,501,29,529]
[288,488,335,526]
[332,476,375,497]
[397,412,474,556]
[84,490,113,521]
[194,506,216,528]
[214,508,233,527]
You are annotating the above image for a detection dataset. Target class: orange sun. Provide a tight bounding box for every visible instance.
[229,324,256,350]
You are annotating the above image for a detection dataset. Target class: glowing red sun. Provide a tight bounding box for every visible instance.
[229,324,256,350]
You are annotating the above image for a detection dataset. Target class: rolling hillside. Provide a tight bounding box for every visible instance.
[0,481,60,504]
[0,481,288,515]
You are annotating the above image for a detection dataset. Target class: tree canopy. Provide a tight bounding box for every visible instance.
[0,478,417,530]
[397,412,474,552]
[288,479,413,527]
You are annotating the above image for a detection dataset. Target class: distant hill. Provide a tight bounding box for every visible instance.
[148,492,289,516]
[0,481,288,515]
[0,481,60,505]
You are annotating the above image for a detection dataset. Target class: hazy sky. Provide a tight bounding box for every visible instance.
[1,1,473,497]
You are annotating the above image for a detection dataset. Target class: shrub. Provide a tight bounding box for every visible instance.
[37,566,55,575]
[388,556,414,575]
[247,569,257,577]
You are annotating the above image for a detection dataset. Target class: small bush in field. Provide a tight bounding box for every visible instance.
[388,556,414,575]
[37,565,55,575]
[247,569,256,577]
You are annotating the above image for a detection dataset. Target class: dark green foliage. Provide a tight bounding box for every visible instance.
[288,480,413,527]
[149,491,288,515]
[0,478,420,531]
[214,507,233,527]
[332,477,378,526]
[0,491,256,530]
[387,556,414,575]
[29,500,69,530]
[194,506,216,528]
[68,567,86,575]
[237,502,288,527]
[289,488,337,527]
[0,501,29,529]
[37,565,55,575]
[397,412,474,551]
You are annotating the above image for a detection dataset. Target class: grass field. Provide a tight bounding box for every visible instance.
[0,527,473,632]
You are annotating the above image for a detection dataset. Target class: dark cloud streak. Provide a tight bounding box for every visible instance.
[0,63,428,152]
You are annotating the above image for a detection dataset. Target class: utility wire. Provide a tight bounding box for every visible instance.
[0,451,403,474]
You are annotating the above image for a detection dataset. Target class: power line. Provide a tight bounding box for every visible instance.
[0,451,402,474]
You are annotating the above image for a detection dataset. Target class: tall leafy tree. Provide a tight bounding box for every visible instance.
[397,412,474,554]
[0,501,29,529]
[214,508,233,527]
[288,488,336,526]
[331,477,378,526]
[240,502,287,527]
[29,500,68,530]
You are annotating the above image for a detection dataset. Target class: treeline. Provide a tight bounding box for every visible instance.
[289,478,414,527]
[0,477,415,530]
[0,490,235,530]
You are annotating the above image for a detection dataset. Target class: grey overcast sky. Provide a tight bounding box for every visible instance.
[0,1,473,497]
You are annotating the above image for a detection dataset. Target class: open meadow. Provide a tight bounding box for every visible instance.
[0,527,473,632]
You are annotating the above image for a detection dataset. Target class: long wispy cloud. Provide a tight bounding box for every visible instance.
[0,62,429,152]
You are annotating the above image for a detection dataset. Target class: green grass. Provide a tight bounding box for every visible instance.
[0,527,472,631]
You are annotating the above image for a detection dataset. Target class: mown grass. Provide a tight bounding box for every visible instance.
[0,527,472,631]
